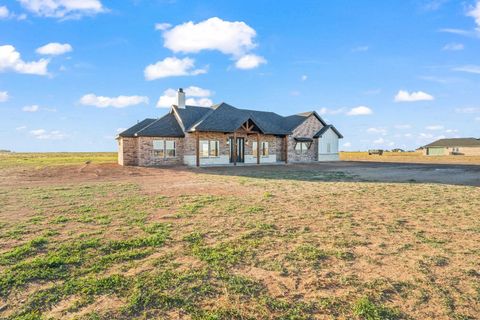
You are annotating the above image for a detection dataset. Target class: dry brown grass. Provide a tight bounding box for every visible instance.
[0,153,479,319]
[340,151,480,165]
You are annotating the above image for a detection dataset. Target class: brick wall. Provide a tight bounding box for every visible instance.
[137,137,184,166]
[288,115,324,162]
[118,137,138,166]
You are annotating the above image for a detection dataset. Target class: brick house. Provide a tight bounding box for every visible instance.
[117,88,343,167]
[422,138,480,156]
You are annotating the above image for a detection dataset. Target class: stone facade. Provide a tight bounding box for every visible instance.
[288,114,324,162]
[118,114,341,167]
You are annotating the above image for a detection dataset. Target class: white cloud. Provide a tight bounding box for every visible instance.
[235,54,266,69]
[453,65,480,74]
[347,106,373,116]
[0,45,49,75]
[445,129,459,133]
[425,125,444,131]
[394,124,412,129]
[155,22,171,31]
[439,28,473,36]
[22,105,39,112]
[116,127,126,133]
[394,90,434,102]
[467,0,480,30]
[475,117,480,121]
[301,75,307,81]
[442,43,464,51]
[162,17,257,56]
[156,86,213,108]
[30,129,66,140]
[0,6,10,19]
[16,126,27,131]
[18,0,105,19]
[0,91,8,102]
[342,142,352,148]
[80,94,149,108]
[36,43,72,55]
[373,138,385,145]
[367,127,387,135]
[144,57,207,80]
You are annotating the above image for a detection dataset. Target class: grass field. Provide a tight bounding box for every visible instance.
[0,153,479,319]
[340,151,480,165]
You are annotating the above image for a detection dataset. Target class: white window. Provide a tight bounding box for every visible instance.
[295,142,309,154]
[200,140,220,158]
[165,141,176,157]
[327,143,331,153]
[153,140,165,158]
[153,140,176,158]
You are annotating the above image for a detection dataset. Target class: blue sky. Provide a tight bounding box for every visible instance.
[1,0,480,152]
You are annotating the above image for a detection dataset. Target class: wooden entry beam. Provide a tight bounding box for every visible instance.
[195,131,200,167]
[284,136,288,164]
[256,133,260,164]
[233,131,237,166]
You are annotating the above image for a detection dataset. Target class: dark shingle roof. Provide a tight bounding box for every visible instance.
[118,114,184,138]
[136,113,184,137]
[174,105,212,130]
[118,119,156,137]
[191,103,291,135]
[424,138,480,148]
[119,103,340,139]
[314,125,344,139]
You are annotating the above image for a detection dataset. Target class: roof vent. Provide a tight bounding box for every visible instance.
[177,88,185,109]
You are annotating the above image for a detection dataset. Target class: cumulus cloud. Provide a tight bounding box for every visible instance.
[235,54,266,69]
[36,42,72,55]
[16,126,27,131]
[342,142,352,148]
[0,45,49,75]
[30,129,66,140]
[394,90,434,102]
[0,6,10,19]
[22,105,39,112]
[346,106,373,116]
[467,0,480,30]
[162,17,256,56]
[80,94,149,108]
[18,0,105,19]
[0,91,8,102]
[156,86,213,108]
[453,65,480,74]
[159,17,266,69]
[144,57,207,80]
[442,43,464,51]
[318,107,346,115]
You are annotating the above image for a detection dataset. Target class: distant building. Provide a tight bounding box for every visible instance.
[422,138,480,156]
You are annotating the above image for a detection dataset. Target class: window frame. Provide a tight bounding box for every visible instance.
[200,140,220,158]
[295,142,310,154]
[153,139,177,159]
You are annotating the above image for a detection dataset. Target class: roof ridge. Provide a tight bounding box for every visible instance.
[134,114,167,136]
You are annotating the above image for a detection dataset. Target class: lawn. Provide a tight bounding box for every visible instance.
[0,153,479,319]
[341,151,480,165]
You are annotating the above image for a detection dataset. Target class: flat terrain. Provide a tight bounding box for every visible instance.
[341,151,480,165]
[0,153,479,319]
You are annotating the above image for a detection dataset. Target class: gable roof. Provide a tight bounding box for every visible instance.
[118,118,156,137]
[118,113,184,138]
[314,125,344,139]
[424,138,480,148]
[119,103,339,138]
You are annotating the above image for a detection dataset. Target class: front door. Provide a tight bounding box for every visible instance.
[229,137,245,163]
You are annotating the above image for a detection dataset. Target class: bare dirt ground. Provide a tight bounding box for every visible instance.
[0,158,479,319]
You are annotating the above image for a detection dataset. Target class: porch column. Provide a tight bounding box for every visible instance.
[233,131,237,166]
[256,133,260,164]
[284,136,288,164]
[195,131,200,167]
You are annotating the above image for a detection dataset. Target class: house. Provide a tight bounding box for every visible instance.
[117,88,343,167]
[423,138,480,156]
